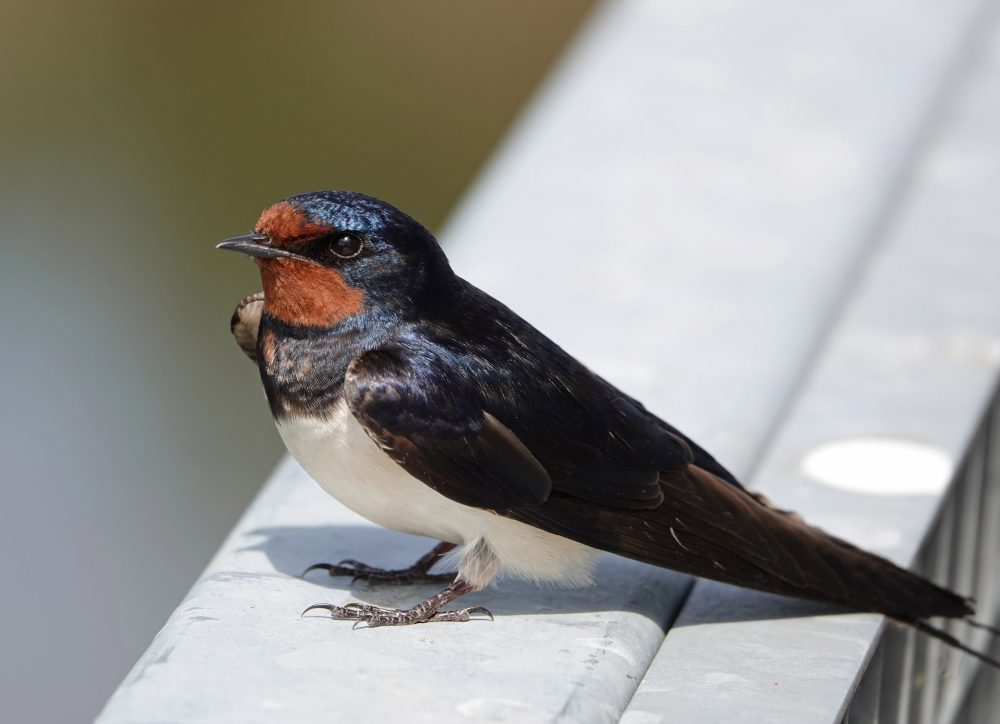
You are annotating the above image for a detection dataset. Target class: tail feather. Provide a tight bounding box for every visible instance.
[964,617,1000,637]
[907,619,1000,670]
[655,465,976,621]
[512,463,999,666]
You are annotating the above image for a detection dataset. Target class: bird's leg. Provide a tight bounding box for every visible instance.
[303,579,492,627]
[302,541,458,585]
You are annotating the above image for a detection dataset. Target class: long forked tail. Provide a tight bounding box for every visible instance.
[905,619,1000,669]
[965,618,1000,636]
[611,464,1000,667]
[685,468,1000,669]
[513,462,1000,666]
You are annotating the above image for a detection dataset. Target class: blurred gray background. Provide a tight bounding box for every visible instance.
[0,2,595,721]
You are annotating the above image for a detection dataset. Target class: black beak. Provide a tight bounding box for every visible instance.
[216,233,310,261]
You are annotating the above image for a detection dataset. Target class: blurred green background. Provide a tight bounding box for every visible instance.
[0,2,594,721]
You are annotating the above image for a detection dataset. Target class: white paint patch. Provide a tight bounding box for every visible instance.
[276,402,600,588]
[801,438,953,496]
[455,698,545,722]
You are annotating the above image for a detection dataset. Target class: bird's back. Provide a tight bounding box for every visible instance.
[403,278,972,621]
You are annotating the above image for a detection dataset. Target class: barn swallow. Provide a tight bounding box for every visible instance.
[219,191,997,663]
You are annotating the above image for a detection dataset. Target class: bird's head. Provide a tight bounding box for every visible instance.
[218,191,452,328]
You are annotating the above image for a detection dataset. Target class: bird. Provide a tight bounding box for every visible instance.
[219,190,997,663]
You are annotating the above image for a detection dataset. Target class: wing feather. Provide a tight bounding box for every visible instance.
[345,348,552,510]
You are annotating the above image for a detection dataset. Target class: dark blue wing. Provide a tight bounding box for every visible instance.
[345,347,552,510]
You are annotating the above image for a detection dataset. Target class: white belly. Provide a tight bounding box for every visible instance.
[276,401,599,588]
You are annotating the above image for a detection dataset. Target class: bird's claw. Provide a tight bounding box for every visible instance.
[460,606,495,622]
[300,561,366,578]
[301,559,456,586]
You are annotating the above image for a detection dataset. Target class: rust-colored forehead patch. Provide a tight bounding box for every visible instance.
[255,201,328,243]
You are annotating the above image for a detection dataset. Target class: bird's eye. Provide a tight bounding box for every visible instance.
[329,233,363,259]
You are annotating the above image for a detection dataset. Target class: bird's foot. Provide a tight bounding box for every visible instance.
[302,601,493,628]
[302,559,458,585]
[301,541,457,586]
[302,580,490,628]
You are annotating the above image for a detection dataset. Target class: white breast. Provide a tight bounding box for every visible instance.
[276,401,599,589]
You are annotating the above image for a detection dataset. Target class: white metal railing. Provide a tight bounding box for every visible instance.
[844,393,1000,724]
